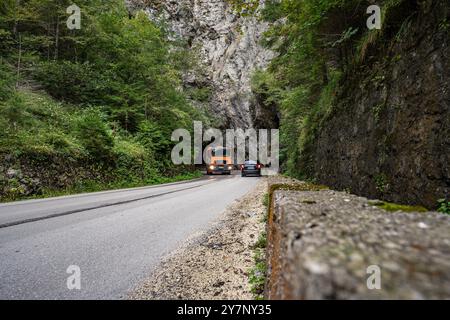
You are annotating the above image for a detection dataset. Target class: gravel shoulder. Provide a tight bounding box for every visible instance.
[129,178,267,300]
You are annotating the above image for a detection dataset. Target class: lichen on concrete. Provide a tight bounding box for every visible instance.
[265,177,450,300]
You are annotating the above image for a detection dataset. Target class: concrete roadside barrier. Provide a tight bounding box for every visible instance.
[265,179,450,299]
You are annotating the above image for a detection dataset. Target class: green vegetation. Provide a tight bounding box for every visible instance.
[0,0,211,201]
[245,0,418,178]
[262,193,269,208]
[375,174,390,193]
[229,0,448,209]
[253,231,267,250]
[249,248,266,300]
[11,171,202,203]
[248,191,271,300]
[261,193,270,223]
[437,199,450,215]
[369,201,428,213]
[186,87,212,103]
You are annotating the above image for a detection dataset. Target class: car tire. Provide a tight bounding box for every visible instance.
[241,173,246,177]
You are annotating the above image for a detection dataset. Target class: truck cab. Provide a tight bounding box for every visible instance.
[206,147,234,175]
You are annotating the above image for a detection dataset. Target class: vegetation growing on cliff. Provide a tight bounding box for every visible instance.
[0,0,210,201]
[248,0,449,209]
[438,199,450,215]
[250,0,424,177]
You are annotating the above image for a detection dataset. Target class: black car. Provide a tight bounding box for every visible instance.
[241,160,262,177]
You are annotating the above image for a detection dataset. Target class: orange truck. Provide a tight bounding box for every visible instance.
[206,147,234,175]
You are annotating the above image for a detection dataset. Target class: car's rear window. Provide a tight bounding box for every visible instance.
[245,161,257,165]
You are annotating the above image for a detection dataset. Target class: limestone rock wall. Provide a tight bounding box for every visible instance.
[127,0,276,129]
[309,1,449,208]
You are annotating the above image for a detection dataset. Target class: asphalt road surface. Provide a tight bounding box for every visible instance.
[0,173,260,299]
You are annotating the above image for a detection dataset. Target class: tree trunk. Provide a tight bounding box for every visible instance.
[13,0,20,36]
[54,15,60,60]
[47,23,51,61]
[15,33,22,89]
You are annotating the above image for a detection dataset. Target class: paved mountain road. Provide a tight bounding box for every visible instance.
[0,174,259,299]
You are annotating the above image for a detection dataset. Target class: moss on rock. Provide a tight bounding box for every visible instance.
[369,201,428,213]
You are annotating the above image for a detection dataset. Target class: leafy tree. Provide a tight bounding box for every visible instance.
[74,108,114,161]
[0,1,210,199]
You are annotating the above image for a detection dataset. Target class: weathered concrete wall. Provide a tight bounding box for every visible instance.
[266,185,450,299]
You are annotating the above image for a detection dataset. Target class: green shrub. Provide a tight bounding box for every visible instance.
[74,108,114,161]
[186,87,212,102]
[249,249,266,299]
[34,61,115,105]
[262,193,269,207]
[0,60,14,101]
[437,199,450,215]
[254,231,267,249]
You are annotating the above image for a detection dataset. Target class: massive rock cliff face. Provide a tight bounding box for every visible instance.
[127,0,275,129]
[309,1,449,209]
